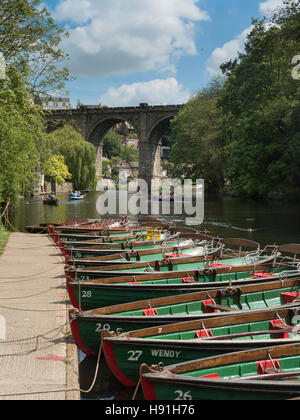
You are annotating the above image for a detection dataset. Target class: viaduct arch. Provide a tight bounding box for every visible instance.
[47,103,184,189]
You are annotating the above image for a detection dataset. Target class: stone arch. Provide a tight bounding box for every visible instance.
[87,116,139,177]
[139,114,176,187]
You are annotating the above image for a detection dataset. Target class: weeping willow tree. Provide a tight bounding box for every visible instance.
[46,125,96,190]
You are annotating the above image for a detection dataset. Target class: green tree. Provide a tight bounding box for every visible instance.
[219,1,300,199]
[102,129,123,160]
[167,78,227,191]
[44,154,71,185]
[0,0,71,99]
[0,66,47,203]
[46,125,96,190]
[120,145,139,163]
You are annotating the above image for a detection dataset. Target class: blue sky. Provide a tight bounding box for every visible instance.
[43,0,283,107]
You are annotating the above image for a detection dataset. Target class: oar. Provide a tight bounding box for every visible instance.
[26,199,44,205]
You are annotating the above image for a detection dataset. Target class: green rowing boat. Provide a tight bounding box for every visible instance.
[69,277,300,355]
[66,264,300,311]
[66,240,216,268]
[141,342,300,400]
[102,307,300,386]
[65,250,275,281]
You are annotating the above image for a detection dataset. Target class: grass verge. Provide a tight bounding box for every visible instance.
[0,223,9,256]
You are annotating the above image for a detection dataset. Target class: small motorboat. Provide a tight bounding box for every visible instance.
[69,192,86,201]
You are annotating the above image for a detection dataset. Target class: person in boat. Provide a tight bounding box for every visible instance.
[48,192,56,200]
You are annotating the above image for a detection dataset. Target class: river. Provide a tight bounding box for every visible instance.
[8,191,300,399]
[10,192,300,245]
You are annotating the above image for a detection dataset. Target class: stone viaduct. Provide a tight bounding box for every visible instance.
[46,103,184,189]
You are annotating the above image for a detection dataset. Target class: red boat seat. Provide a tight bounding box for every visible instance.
[202,299,218,314]
[182,277,194,283]
[143,308,158,316]
[281,292,300,304]
[201,373,220,379]
[257,359,281,375]
[270,320,290,339]
[195,329,213,338]
[209,263,233,268]
[251,271,275,278]
[165,253,190,258]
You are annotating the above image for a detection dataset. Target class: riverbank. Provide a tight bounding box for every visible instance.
[0,223,9,256]
[0,233,80,400]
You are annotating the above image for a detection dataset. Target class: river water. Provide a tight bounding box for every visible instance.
[11,192,300,245]
[9,192,300,399]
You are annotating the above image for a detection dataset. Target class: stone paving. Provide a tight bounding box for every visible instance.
[0,233,79,400]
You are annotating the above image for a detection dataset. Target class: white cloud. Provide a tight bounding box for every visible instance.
[52,0,210,78]
[259,0,284,16]
[206,26,253,76]
[99,78,190,106]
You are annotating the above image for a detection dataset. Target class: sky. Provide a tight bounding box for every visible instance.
[43,0,284,107]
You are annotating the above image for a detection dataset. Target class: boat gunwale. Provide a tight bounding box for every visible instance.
[72,277,300,317]
[102,307,300,340]
[65,249,275,273]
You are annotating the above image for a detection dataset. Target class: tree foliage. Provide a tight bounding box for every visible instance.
[167,0,300,200]
[46,125,96,190]
[0,0,71,98]
[219,0,300,199]
[0,66,46,203]
[43,154,71,185]
[102,129,123,160]
[167,77,227,191]
[103,128,139,163]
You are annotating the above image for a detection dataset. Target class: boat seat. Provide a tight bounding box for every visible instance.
[281,292,300,304]
[195,329,213,338]
[182,277,194,283]
[257,359,281,375]
[143,308,158,316]
[201,373,220,379]
[270,320,290,339]
[202,299,219,314]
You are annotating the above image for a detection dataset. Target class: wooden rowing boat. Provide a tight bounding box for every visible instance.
[43,198,58,206]
[60,228,197,251]
[66,240,217,268]
[52,219,167,235]
[66,263,300,311]
[69,277,300,355]
[102,307,300,386]
[65,250,275,281]
[141,342,300,400]
[63,237,184,260]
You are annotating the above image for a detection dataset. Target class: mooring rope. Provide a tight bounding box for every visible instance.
[0,335,103,398]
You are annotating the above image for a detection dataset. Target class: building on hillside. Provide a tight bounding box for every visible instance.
[119,161,139,180]
[125,138,139,149]
[43,97,71,111]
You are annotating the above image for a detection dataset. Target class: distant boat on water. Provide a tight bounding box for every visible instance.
[69,192,86,201]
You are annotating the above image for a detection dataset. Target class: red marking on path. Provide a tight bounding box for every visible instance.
[36,354,65,362]
[56,315,64,318]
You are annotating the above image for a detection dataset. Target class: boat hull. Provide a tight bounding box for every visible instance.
[141,343,300,400]
[69,278,300,355]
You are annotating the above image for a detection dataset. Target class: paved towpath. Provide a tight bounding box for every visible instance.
[0,233,79,400]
